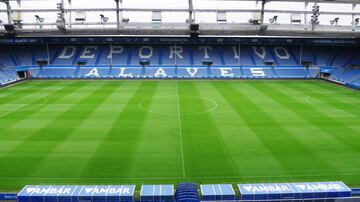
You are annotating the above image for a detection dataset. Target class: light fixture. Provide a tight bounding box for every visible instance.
[139,59,150,66]
[269,15,278,24]
[202,59,213,67]
[355,18,359,26]
[311,4,320,25]
[35,15,44,23]
[34,15,44,29]
[100,14,109,24]
[330,17,339,26]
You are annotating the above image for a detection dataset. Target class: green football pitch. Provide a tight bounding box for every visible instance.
[0,80,359,191]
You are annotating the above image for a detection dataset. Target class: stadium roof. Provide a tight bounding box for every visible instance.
[229,0,358,3]
[0,0,359,38]
[4,0,360,3]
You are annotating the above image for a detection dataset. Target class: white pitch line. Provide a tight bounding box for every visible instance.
[176,81,186,179]
[0,172,359,180]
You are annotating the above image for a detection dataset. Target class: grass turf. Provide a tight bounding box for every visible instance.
[0,80,359,191]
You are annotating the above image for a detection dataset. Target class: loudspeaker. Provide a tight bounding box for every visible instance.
[36,59,49,66]
[190,23,199,31]
[4,24,15,31]
[139,59,150,66]
[190,23,199,38]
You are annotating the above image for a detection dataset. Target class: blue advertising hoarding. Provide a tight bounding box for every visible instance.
[352,188,360,196]
[200,184,235,201]
[0,193,17,201]
[17,185,135,202]
[140,185,174,202]
[238,181,352,200]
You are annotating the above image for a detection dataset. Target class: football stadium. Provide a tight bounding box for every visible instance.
[0,0,359,201]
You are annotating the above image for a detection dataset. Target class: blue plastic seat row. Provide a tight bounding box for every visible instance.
[175,183,199,202]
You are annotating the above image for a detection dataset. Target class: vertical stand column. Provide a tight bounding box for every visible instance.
[115,0,120,31]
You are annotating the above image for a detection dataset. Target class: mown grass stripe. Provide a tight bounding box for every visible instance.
[0,80,358,190]
[178,81,238,178]
[245,81,359,172]
[26,82,125,178]
[0,81,65,117]
[196,81,288,177]
[0,81,51,102]
[312,80,360,97]
[213,81,333,175]
[268,81,360,152]
[0,81,80,133]
[79,81,159,178]
[290,82,359,118]
[0,82,120,178]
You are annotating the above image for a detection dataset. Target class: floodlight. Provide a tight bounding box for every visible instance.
[56,18,65,31]
[330,17,339,26]
[269,16,278,24]
[35,15,44,23]
[100,14,109,24]
[355,18,359,26]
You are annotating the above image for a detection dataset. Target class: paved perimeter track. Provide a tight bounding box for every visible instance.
[0,80,359,191]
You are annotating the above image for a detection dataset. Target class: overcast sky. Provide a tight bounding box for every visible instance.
[0,0,358,28]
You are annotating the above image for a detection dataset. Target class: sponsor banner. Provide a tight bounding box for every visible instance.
[0,193,17,201]
[238,182,351,195]
[292,182,351,193]
[352,188,360,196]
[18,185,135,197]
[238,183,294,195]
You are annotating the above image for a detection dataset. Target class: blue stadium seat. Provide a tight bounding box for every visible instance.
[175,183,199,202]
[0,44,358,85]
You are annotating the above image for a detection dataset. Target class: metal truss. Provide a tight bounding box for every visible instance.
[0,0,359,38]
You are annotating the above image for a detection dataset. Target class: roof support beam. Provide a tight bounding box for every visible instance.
[188,0,193,25]
[115,0,120,31]
[0,0,13,24]
[260,0,266,24]
[351,3,356,30]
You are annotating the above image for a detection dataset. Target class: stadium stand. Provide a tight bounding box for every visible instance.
[330,68,360,88]
[175,183,199,202]
[1,44,360,89]
[1,45,325,79]
[0,66,20,85]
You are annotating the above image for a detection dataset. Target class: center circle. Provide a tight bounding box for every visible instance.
[139,95,218,116]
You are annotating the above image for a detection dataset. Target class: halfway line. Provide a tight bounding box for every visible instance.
[176,81,186,179]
